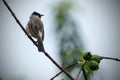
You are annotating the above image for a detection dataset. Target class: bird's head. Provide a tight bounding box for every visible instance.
[32,11,44,18]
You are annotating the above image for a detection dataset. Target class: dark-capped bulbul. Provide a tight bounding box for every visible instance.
[26,11,44,52]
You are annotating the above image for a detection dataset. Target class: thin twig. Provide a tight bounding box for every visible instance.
[76,61,87,80]
[51,62,78,80]
[76,66,83,80]
[101,56,120,62]
[82,68,87,80]
[2,0,74,80]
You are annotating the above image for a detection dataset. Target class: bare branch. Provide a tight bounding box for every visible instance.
[76,61,87,80]
[2,0,37,46]
[82,68,87,80]
[2,0,74,79]
[51,62,78,80]
[43,51,74,80]
[101,56,120,62]
[76,66,82,80]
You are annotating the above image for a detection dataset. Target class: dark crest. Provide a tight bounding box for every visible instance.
[32,11,44,18]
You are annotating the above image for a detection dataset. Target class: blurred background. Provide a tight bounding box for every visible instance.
[0,0,120,80]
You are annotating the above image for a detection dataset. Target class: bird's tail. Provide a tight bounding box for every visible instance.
[37,37,45,52]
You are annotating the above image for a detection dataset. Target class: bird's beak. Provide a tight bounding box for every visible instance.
[41,14,44,16]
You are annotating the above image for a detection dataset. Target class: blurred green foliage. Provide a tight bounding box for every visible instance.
[52,0,86,79]
[53,0,84,65]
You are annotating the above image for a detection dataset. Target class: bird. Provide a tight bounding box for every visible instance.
[26,11,45,52]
